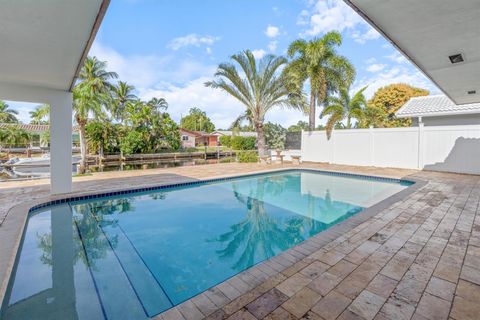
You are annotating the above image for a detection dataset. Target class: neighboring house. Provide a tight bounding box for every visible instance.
[179,128,219,148]
[0,123,80,147]
[211,130,258,138]
[396,95,480,126]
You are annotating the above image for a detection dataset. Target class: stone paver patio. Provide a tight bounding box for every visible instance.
[1,162,480,320]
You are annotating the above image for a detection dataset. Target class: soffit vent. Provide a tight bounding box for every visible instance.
[449,53,464,64]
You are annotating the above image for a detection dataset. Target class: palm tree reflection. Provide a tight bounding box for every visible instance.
[213,178,317,271]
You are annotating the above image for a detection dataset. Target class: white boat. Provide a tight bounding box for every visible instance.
[11,155,81,167]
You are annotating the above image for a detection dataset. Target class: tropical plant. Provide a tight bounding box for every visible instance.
[237,150,258,163]
[180,107,215,132]
[0,101,19,123]
[73,56,118,171]
[287,121,309,132]
[321,85,367,138]
[364,83,429,128]
[205,50,305,156]
[146,97,168,114]
[111,81,137,121]
[230,136,256,150]
[29,104,50,125]
[0,126,31,151]
[263,122,287,149]
[283,31,355,130]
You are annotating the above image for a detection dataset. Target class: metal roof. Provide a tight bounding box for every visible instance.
[396,95,480,118]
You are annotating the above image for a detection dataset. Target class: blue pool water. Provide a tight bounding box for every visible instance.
[0,170,411,319]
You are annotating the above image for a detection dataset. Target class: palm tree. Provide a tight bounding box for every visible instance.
[146,97,168,114]
[111,81,137,121]
[321,86,367,138]
[29,104,50,124]
[0,127,31,153]
[0,101,19,123]
[205,50,305,156]
[283,31,355,130]
[73,56,118,171]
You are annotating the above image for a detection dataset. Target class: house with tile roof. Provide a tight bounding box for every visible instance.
[0,123,80,147]
[179,128,219,148]
[396,95,480,126]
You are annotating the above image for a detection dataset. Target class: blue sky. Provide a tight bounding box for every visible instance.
[9,0,439,128]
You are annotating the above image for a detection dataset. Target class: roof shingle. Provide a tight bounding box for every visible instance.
[396,95,480,118]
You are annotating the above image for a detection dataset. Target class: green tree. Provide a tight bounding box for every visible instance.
[146,97,168,114]
[180,107,215,133]
[206,50,305,156]
[264,122,287,150]
[321,85,367,138]
[287,121,309,132]
[0,126,31,151]
[29,104,50,124]
[365,83,429,128]
[111,81,137,121]
[0,101,19,123]
[73,56,118,171]
[283,31,355,130]
[122,100,180,152]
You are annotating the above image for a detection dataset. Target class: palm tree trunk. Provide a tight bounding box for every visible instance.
[347,116,351,129]
[255,122,267,157]
[78,123,87,173]
[309,91,316,131]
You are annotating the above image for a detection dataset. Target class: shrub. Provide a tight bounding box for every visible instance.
[218,135,231,147]
[237,150,258,163]
[231,136,256,150]
[219,156,234,163]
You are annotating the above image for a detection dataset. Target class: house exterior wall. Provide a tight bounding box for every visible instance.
[301,125,480,175]
[412,114,480,126]
[180,134,196,149]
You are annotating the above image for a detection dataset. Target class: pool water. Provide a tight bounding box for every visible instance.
[0,170,411,319]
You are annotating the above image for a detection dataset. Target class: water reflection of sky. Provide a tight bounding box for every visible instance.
[1,170,409,320]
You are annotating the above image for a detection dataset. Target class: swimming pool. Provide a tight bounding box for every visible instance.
[0,170,412,319]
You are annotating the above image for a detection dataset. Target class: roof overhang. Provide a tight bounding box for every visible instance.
[0,0,110,93]
[344,0,480,105]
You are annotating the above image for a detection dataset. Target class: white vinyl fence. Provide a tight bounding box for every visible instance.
[301,125,480,175]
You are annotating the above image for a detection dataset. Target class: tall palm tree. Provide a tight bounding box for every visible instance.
[321,86,367,138]
[283,31,355,130]
[205,50,305,156]
[111,81,137,121]
[0,101,19,123]
[73,56,118,171]
[29,104,50,124]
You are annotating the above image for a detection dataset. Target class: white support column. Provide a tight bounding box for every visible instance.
[417,117,425,170]
[49,93,73,194]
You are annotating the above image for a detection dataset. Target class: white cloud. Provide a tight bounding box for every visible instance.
[268,41,278,52]
[299,0,379,43]
[90,42,215,89]
[251,49,267,59]
[366,63,386,73]
[385,51,408,64]
[351,27,380,44]
[365,57,377,64]
[353,66,439,99]
[167,34,220,50]
[265,25,280,38]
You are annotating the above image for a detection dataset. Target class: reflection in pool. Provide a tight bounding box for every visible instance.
[0,170,411,319]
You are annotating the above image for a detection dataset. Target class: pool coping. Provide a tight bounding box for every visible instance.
[0,167,427,318]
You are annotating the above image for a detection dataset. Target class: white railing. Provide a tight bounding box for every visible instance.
[301,125,480,175]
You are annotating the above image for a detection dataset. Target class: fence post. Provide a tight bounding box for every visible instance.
[417,118,425,169]
[369,125,375,166]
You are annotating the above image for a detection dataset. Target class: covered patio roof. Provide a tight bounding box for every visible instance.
[344,0,480,105]
[0,0,109,93]
[0,0,109,194]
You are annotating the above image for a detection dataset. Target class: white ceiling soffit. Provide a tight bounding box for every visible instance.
[0,0,110,92]
[344,0,480,105]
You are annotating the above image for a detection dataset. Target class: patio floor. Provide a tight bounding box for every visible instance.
[1,162,479,320]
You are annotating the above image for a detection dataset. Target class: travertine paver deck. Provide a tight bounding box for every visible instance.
[1,162,480,320]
